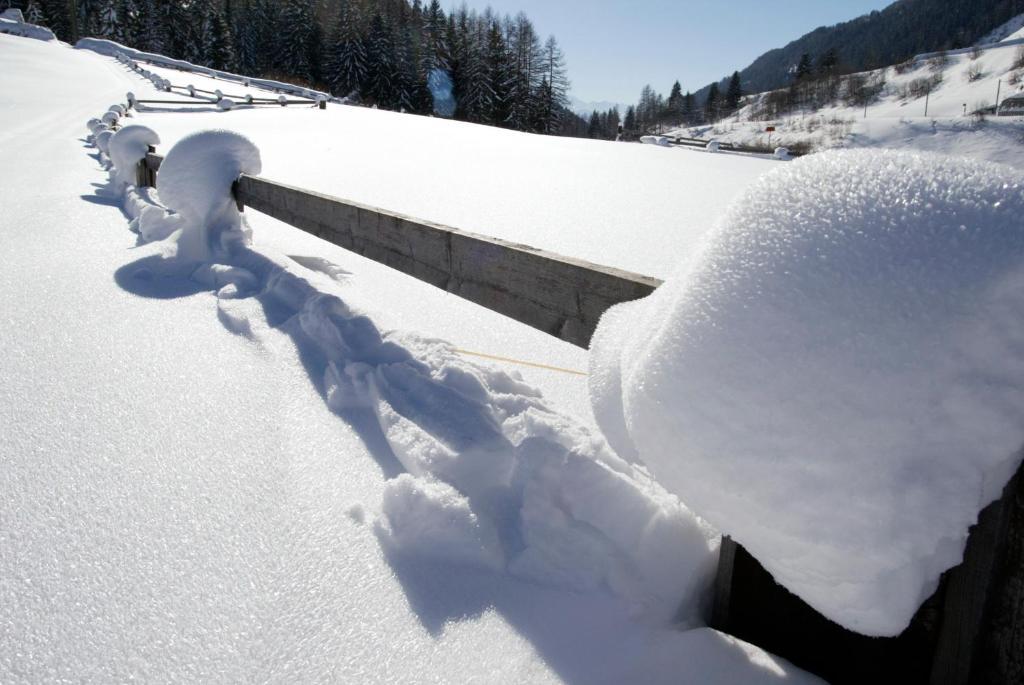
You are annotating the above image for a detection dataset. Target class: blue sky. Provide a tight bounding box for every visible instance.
[455,0,895,105]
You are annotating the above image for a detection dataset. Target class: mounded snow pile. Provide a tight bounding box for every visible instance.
[94,129,114,158]
[640,135,670,147]
[101,110,119,126]
[108,125,159,190]
[156,129,261,258]
[773,147,790,160]
[123,185,184,242]
[86,118,107,143]
[378,474,505,570]
[706,140,721,153]
[278,95,288,105]
[590,149,1024,636]
[108,104,125,117]
[216,97,234,111]
[0,12,55,41]
[312,309,718,623]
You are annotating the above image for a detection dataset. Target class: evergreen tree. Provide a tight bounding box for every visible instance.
[484,20,512,126]
[97,0,119,40]
[537,35,568,133]
[725,70,742,110]
[208,7,235,71]
[277,0,315,80]
[233,0,260,74]
[365,13,396,107]
[587,110,601,138]
[507,12,542,131]
[136,0,167,53]
[682,91,695,124]
[794,53,813,81]
[325,1,367,97]
[623,105,636,133]
[666,80,683,122]
[704,82,720,121]
[817,48,839,79]
[25,0,46,25]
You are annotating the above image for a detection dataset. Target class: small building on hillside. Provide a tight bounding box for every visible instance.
[997,94,1024,116]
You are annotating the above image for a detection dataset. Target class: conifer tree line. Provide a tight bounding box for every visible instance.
[595,70,743,139]
[8,0,579,135]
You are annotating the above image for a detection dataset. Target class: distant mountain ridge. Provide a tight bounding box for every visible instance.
[693,0,1024,104]
[568,96,626,117]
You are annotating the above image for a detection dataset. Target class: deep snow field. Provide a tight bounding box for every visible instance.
[673,20,1024,169]
[0,30,822,684]
[6,12,1024,682]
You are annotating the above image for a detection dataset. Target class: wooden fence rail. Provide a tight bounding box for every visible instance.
[138,151,661,348]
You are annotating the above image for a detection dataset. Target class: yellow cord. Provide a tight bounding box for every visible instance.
[454,349,588,376]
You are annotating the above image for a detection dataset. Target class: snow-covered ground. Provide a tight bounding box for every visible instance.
[0,29,821,684]
[673,27,1024,168]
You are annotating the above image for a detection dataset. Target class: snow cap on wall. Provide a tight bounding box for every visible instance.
[590,148,1024,636]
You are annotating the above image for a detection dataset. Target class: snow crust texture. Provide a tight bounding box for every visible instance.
[591,149,1024,636]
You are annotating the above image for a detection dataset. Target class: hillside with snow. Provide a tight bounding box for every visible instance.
[672,27,1024,169]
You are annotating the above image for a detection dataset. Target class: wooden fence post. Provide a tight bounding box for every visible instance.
[710,456,1024,684]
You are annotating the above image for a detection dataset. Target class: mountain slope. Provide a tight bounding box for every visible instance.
[694,0,1024,104]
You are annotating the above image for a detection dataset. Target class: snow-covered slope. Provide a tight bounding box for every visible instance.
[0,30,819,684]
[978,12,1024,45]
[673,35,1024,168]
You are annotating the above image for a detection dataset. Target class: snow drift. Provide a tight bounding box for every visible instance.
[0,12,55,41]
[590,149,1024,636]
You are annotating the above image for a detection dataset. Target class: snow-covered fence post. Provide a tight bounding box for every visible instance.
[710,459,1024,684]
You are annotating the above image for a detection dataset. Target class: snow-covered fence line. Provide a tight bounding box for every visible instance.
[138,151,661,348]
[671,135,806,157]
[76,38,344,104]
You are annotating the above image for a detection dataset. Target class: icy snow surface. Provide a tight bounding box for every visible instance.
[1,33,821,683]
[591,148,1024,636]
